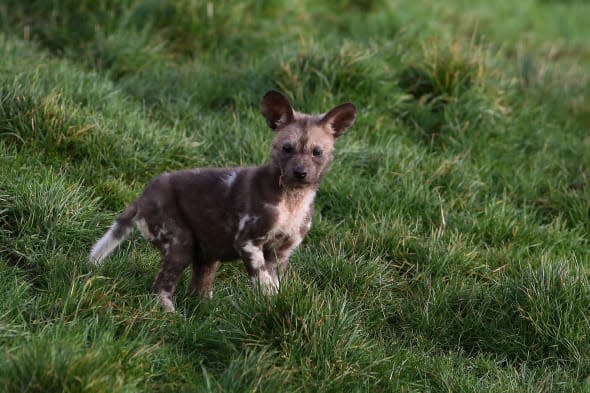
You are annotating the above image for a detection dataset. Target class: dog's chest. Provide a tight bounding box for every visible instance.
[265,190,315,246]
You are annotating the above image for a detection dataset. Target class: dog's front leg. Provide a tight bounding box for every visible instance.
[264,245,295,287]
[237,239,278,295]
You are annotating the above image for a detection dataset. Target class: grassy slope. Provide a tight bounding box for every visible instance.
[0,0,589,391]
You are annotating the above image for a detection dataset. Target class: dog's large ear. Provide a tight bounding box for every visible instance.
[260,90,295,131]
[320,103,356,138]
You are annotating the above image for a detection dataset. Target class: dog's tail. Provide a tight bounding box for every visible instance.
[89,202,138,265]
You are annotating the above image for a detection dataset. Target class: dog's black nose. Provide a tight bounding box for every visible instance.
[293,168,307,180]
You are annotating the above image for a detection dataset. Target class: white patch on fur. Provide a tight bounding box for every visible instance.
[269,271,279,289]
[159,290,175,312]
[155,224,168,241]
[251,270,279,295]
[89,222,130,265]
[222,171,237,189]
[235,214,258,240]
[136,218,155,241]
[267,189,316,247]
[238,214,252,232]
[242,240,264,269]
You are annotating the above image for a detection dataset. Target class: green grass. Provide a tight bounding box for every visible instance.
[1,0,589,391]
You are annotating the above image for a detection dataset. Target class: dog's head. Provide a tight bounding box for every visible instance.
[261,90,356,189]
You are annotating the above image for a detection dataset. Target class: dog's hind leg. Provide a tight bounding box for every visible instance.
[190,261,219,298]
[151,229,194,312]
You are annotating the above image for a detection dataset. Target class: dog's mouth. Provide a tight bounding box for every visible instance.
[281,175,316,189]
[291,178,310,187]
[278,174,305,188]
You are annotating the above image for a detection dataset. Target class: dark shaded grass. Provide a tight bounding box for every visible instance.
[389,262,590,364]
[1,334,147,393]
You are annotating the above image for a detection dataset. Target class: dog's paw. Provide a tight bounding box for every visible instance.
[158,291,176,312]
[251,271,279,295]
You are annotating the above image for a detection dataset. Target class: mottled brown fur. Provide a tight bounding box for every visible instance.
[89,90,356,311]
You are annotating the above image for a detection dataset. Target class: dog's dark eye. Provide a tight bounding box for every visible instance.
[282,143,294,154]
[312,147,323,157]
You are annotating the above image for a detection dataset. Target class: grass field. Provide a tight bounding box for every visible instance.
[1,0,589,391]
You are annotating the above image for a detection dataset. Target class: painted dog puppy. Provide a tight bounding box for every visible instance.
[89,90,356,311]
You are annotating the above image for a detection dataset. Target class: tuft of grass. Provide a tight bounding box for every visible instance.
[273,43,384,106]
[0,164,101,272]
[0,333,151,393]
[397,42,489,145]
[217,281,392,390]
[391,261,590,363]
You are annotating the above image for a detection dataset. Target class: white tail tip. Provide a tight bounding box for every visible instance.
[89,223,130,265]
